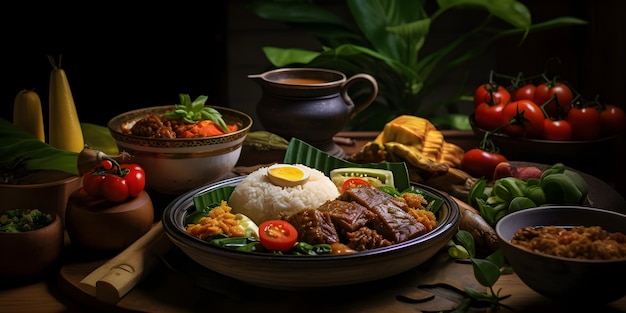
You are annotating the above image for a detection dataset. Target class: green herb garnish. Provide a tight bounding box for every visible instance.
[447,230,513,312]
[0,209,54,232]
[163,94,229,133]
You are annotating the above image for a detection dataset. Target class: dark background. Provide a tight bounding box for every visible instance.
[2,0,624,194]
[2,1,624,131]
[2,3,228,128]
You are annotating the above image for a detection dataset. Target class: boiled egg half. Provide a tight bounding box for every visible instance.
[267,164,310,187]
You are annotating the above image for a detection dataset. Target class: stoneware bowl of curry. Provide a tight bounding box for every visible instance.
[162,176,460,290]
[108,105,253,195]
[496,206,626,306]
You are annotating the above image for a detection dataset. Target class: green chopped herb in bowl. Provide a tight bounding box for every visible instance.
[0,208,54,232]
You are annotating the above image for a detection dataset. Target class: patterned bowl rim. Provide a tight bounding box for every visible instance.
[107,105,253,148]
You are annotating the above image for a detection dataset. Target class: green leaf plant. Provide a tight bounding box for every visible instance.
[447,229,514,312]
[249,0,587,131]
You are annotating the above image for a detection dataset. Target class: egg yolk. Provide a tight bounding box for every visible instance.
[268,166,305,181]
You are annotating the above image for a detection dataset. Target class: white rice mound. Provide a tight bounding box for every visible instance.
[228,164,340,224]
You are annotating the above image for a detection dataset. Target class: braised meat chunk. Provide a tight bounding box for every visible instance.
[345,227,393,251]
[283,209,339,245]
[125,114,177,138]
[341,186,427,243]
[339,185,409,211]
[368,203,426,243]
[317,200,376,234]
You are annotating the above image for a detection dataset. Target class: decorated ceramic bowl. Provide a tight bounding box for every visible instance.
[108,105,252,195]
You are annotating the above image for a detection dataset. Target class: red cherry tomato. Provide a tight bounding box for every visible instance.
[474,101,505,131]
[82,160,114,197]
[340,177,372,193]
[473,83,511,108]
[533,81,573,118]
[82,162,146,202]
[123,164,146,197]
[258,220,298,252]
[512,83,537,101]
[599,104,626,136]
[500,100,545,138]
[99,160,113,170]
[460,148,508,179]
[542,119,573,141]
[102,175,130,203]
[82,171,106,197]
[567,106,602,141]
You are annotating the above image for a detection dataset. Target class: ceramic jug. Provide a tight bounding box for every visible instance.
[248,68,378,158]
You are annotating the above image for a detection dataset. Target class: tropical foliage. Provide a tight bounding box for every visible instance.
[249,0,587,130]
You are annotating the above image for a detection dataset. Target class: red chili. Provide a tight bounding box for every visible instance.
[340,178,372,193]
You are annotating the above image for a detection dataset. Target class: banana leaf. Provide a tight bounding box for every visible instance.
[81,122,119,155]
[0,118,118,177]
[0,117,79,176]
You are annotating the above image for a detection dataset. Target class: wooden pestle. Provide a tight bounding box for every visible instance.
[79,222,172,303]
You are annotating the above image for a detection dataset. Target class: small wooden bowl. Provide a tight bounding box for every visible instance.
[0,170,82,225]
[65,189,154,252]
[0,208,64,281]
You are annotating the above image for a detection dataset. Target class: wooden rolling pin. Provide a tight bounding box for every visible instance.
[80,222,172,304]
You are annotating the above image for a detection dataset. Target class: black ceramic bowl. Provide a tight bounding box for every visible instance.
[496,206,626,305]
[162,176,460,290]
[469,114,619,163]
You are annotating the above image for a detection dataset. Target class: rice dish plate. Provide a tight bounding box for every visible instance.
[228,164,340,224]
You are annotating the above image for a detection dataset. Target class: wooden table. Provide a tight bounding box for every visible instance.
[2,131,625,312]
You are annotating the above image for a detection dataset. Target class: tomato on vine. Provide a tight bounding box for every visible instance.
[473,82,511,108]
[598,104,626,136]
[533,80,573,118]
[543,118,573,141]
[500,99,545,138]
[512,83,537,102]
[460,132,507,179]
[82,160,146,203]
[567,103,602,141]
[461,148,508,179]
[82,161,109,197]
[474,101,506,131]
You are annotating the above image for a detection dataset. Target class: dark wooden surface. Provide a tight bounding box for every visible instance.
[1,131,625,312]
